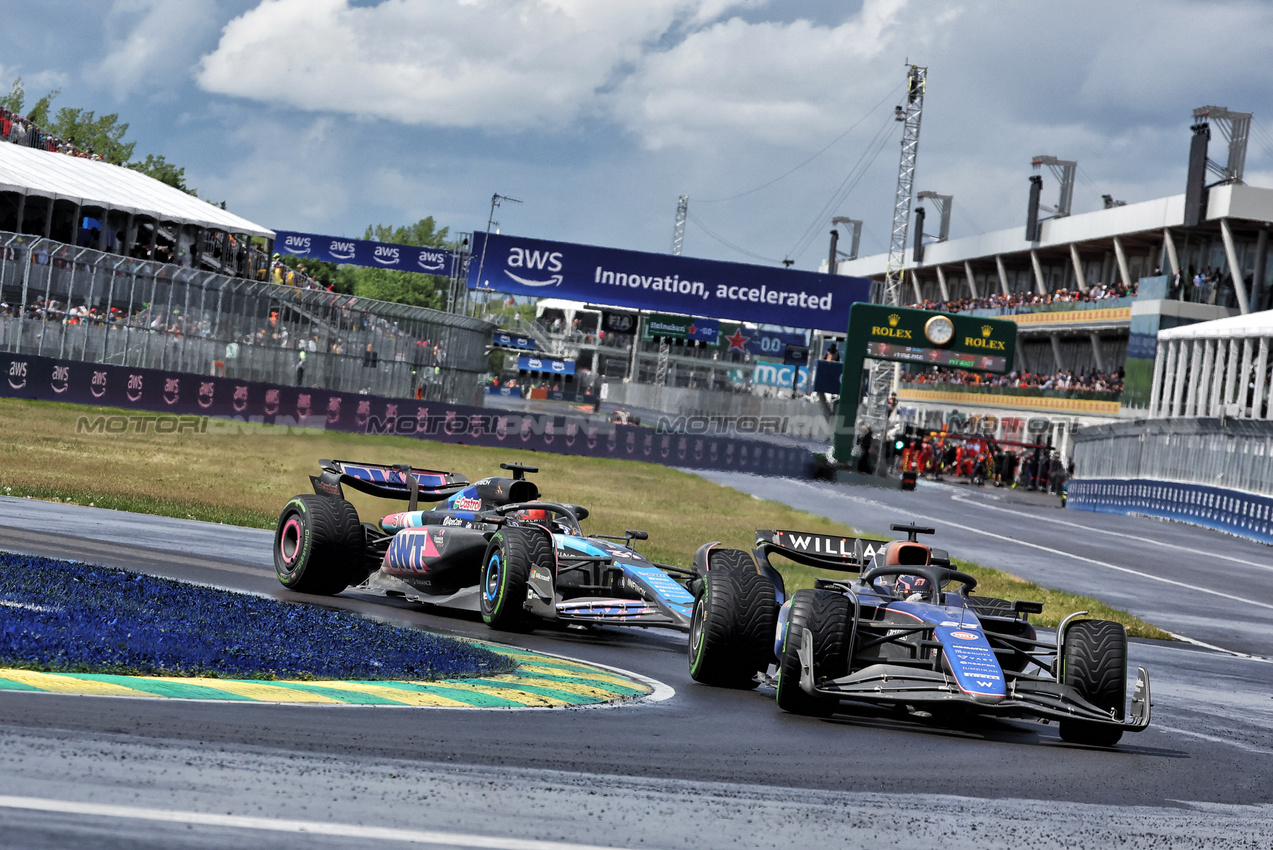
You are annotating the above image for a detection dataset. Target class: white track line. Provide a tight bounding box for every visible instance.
[0,795,629,850]
[950,491,1273,574]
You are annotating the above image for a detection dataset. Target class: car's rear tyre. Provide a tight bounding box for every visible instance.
[274,495,365,595]
[1059,619,1127,747]
[688,550,777,689]
[775,589,849,717]
[480,526,549,632]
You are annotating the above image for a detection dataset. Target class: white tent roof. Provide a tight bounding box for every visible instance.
[1158,309,1273,341]
[0,142,273,238]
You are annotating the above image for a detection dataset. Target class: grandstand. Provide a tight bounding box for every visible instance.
[0,140,493,403]
[831,173,1273,458]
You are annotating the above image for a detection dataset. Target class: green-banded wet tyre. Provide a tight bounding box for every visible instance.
[776,589,848,717]
[274,495,365,595]
[688,549,777,689]
[1059,619,1127,747]
[481,526,550,632]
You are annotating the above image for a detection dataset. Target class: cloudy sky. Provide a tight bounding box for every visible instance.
[5,0,1273,270]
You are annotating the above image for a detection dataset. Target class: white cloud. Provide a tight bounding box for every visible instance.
[197,0,753,129]
[96,0,220,99]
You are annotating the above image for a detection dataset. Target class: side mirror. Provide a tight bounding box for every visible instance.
[626,530,648,541]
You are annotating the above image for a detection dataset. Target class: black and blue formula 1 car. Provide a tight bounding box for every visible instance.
[274,459,696,633]
[687,523,1151,747]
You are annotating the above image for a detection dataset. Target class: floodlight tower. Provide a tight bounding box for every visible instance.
[1031,155,1077,218]
[672,195,689,255]
[862,63,926,475]
[915,191,952,242]
[1193,105,1251,185]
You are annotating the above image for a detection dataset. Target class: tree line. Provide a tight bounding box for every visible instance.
[3,78,455,310]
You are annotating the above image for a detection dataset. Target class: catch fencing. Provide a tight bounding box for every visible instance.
[1069,417,1273,543]
[0,232,493,405]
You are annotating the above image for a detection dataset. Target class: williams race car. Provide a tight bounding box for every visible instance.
[274,459,696,632]
[687,523,1151,746]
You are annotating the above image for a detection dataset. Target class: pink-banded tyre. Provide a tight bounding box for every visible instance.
[274,495,365,595]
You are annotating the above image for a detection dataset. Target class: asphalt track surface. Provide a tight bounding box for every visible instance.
[0,480,1271,849]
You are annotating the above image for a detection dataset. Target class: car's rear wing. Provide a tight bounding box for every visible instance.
[755,529,892,572]
[311,459,469,509]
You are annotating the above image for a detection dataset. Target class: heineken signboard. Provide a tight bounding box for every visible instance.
[832,304,1018,463]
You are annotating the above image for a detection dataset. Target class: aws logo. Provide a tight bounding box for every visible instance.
[329,240,357,260]
[284,235,311,255]
[504,247,563,287]
[7,360,27,390]
[416,250,447,272]
[374,245,400,265]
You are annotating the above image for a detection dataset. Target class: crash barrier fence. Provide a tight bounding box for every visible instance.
[0,232,493,405]
[1071,417,1273,498]
[1067,478,1273,546]
[0,352,815,479]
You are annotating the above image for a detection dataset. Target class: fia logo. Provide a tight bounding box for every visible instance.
[373,246,400,265]
[504,247,563,287]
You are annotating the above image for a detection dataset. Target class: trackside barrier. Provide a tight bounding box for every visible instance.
[1068,478,1273,545]
[0,353,815,478]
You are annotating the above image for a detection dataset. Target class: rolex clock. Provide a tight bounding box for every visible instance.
[924,315,955,345]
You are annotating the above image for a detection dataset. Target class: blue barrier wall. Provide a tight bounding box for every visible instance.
[0,353,814,478]
[1068,477,1273,545]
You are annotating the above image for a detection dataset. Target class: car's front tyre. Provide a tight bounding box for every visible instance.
[775,589,849,717]
[480,526,549,632]
[1059,619,1127,746]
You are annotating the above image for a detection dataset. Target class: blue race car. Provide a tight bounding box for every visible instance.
[687,523,1151,746]
[275,459,696,633]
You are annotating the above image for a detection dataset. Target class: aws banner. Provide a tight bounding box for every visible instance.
[467,231,871,332]
[274,230,460,276]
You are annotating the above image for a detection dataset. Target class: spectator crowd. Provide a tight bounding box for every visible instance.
[900,366,1124,397]
[2,106,106,162]
[908,280,1137,315]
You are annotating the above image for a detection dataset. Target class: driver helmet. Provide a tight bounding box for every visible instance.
[894,573,931,600]
[515,506,550,522]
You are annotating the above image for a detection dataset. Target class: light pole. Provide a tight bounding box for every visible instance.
[472,193,521,317]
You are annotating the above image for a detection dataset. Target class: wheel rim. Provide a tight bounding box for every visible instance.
[279,516,302,565]
[688,599,704,666]
[483,552,502,604]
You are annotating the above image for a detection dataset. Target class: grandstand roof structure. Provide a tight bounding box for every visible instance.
[0,142,272,238]
[833,182,1273,316]
[1158,306,1273,340]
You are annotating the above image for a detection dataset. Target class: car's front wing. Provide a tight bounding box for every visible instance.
[797,631,1151,731]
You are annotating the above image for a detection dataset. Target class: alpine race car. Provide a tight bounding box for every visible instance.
[687,522,1151,746]
[274,459,696,632]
